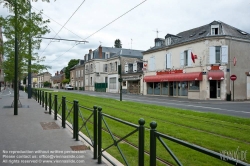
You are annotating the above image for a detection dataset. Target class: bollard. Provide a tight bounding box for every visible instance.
[93,106,98,159]
[150,121,157,166]
[74,100,79,141]
[35,89,37,101]
[45,92,47,111]
[138,118,145,166]
[49,93,52,114]
[54,95,57,120]
[98,107,102,164]
[62,96,66,128]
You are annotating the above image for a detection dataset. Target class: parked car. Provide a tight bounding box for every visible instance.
[65,85,74,90]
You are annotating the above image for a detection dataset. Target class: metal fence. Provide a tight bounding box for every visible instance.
[33,89,249,166]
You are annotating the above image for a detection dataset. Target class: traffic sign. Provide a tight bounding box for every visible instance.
[230,74,237,81]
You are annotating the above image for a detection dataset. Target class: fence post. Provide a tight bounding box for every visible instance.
[150,121,157,166]
[74,100,79,141]
[93,106,98,159]
[39,90,42,105]
[49,93,52,114]
[138,118,145,166]
[37,90,39,103]
[35,89,37,101]
[98,107,102,164]
[42,91,44,107]
[45,92,47,111]
[54,94,57,120]
[62,96,66,128]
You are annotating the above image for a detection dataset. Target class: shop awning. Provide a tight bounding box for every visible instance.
[207,71,224,80]
[144,72,202,82]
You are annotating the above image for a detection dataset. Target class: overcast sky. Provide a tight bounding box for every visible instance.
[1,0,250,75]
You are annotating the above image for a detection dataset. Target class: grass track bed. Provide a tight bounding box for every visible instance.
[42,90,250,165]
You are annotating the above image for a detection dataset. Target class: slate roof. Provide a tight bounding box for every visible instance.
[145,21,250,53]
[92,46,143,59]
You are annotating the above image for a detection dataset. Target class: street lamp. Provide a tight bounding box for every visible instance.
[27,0,32,99]
[14,0,18,115]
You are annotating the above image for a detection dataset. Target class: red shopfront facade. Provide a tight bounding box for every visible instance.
[143,70,202,97]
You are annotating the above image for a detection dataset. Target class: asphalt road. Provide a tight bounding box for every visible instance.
[58,89,250,118]
[1,88,249,118]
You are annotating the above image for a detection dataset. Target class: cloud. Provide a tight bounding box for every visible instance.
[1,0,250,75]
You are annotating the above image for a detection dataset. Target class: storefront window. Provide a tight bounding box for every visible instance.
[189,81,200,90]
[162,82,168,95]
[154,82,160,95]
[178,81,188,96]
[147,83,153,94]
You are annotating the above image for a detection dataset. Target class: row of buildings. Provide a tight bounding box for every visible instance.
[15,21,250,100]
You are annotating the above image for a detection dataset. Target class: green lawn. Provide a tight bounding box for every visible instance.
[39,89,250,166]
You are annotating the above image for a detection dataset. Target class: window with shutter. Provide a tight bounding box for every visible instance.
[209,46,216,64]
[133,62,137,72]
[149,57,155,71]
[125,64,128,73]
[221,45,228,63]
[180,52,184,66]
[166,53,171,69]
[187,50,192,66]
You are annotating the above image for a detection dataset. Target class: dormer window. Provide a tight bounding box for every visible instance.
[165,37,171,46]
[211,25,219,35]
[155,41,161,47]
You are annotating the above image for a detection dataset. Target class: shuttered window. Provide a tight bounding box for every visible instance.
[166,53,171,69]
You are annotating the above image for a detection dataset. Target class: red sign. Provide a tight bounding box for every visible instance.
[230,74,237,81]
[233,57,237,66]
[157,69,183,75]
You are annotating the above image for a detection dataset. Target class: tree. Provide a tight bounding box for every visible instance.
[114,39,122,48]
[43,81,50,87]
[62,79,69,84]
[23,76,26,85]
[0,1,51,83]
[65,59,79,80]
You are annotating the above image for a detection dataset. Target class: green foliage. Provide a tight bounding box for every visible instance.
[114,39,122,48]
[0,1,50,82]
[22,76,26,84]
[62,78,69,84]
[43,81,50,87]
[65,59,79,80]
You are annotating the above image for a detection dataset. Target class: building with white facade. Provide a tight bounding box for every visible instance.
[84,46,143,93]
[37,72,51,88]
[142,21,250,100]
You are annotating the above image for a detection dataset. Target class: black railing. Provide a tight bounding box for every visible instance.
[149,121,248,166]
[34,89,249,166]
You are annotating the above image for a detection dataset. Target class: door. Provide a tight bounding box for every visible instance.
[169,82,173,96]
[210,80,217,98]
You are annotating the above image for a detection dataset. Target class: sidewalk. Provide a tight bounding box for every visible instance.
[0,89,108,166]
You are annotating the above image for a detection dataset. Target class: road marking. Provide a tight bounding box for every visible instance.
[127,98,250,114]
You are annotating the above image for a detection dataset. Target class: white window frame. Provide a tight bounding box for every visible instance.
[211,25,219,35]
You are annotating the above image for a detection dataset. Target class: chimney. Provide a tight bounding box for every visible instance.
[99,45,102,58]
[57,71,59,75]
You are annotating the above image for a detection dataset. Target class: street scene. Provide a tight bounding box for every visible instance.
[1,0,250,166]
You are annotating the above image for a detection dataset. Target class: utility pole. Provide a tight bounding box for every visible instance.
[118,65,122,101]
[28,0,32,99]
[14,0,18,115]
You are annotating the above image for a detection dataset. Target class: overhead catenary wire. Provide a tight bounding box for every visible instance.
[32,6,83,40]
[47,0,148,63]
[38,0,86,56]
